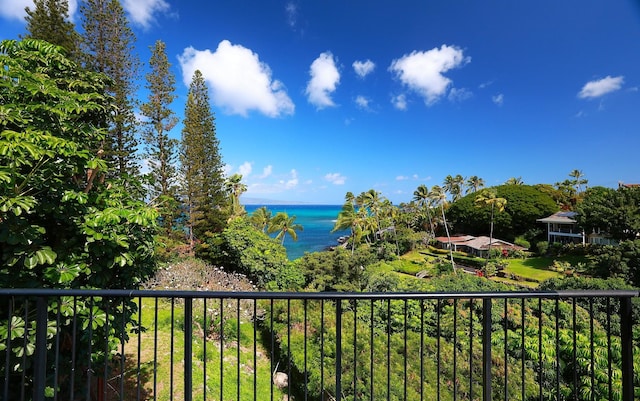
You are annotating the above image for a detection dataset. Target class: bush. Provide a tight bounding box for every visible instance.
[536,241,549,255]
[514,236,531,249]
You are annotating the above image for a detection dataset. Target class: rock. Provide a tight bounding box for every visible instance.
[273,371,288,389]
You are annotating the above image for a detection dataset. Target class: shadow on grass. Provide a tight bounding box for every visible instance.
[103,355,154,401]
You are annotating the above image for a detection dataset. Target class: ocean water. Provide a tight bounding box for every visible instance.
[244,204,349,260]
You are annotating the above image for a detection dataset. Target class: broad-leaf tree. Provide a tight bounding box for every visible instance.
[0,39,157,399]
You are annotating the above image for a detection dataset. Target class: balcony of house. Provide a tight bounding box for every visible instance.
[1,288,638,401]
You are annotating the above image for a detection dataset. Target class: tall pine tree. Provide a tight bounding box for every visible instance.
[141,40,179,233]
[80,0,140,180]
[180,70,228,246]
[24,0,80,60]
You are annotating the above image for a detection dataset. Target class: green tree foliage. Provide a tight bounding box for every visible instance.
[80,0,140,180]
[141,40,179,231]
[295,246,377,291]
[249,206,272,232]
[576,186,640,241]
[0,39,157,398]
[587,240,640,287]
[204,218,292,288]
[180,70,228,245]
[268,211,303,245]
[446,185,558,241]
[23,0,80,60]
[224,173,247,219]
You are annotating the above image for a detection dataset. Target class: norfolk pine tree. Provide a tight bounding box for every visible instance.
[24,0,80,60]
[80,0,140,180]
[141,40,180,233]
[180,70,228,247]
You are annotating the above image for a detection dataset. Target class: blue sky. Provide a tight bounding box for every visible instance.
[2,1,640,204]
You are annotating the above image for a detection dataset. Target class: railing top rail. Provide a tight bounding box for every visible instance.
[0,288,637,300]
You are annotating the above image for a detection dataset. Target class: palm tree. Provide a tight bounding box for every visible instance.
[268,212,303,245]
[332,201,357,252]
[359,189,383,240]
[505,177,524,185]
[413,184,436,238]
[569,169,588,194]
[224,173,247,219]
[250,206,272,232]
[430,185,456,272]
[443,174,465,202]
[475,189,507,259]
[466,175,485,194]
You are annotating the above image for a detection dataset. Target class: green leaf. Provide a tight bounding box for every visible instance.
[35,247,57,265]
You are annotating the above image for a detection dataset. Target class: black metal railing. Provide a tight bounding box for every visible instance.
[1,289,638,401]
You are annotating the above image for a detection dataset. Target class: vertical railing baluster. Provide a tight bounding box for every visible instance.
[320,299,324,401]
[219,298,224,401]
[386,299,391,401]
[589,298,595,398]
[287,299,291,401]
[3,297,12,401]
[353,300,358,400]
[606,297,612,401]
[252,300,257,401]
[453,298,458,401]
[503,299,508,401]
[237,299,241,401]
[538,298,542,401]
[103,301,110,401]
[555,298,560,399]
[520,298,525,401]
[304,299,308,401]
[203,298,208,401]
[369,299,374,401]
[572,298,577,401]
[470,298,474,400]
[620,296,633,401]
[70,297,77,401]
[54,298,61,401]
[403,299,407,401]
[86,297,93,401]
[184,297,193,401]
[270,299,274,401]
[33,296,48,401]
[153,297,159,401]
[336,299,342,401]
[482,298,492,401]
[169,298,175,401]
[419,299,424,401]
[437,299,441,401]
[120,298,126,401]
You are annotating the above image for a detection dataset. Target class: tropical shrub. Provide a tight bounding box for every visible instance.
[0,39,158,398]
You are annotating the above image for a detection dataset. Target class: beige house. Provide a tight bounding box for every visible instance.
[434,235,525,258]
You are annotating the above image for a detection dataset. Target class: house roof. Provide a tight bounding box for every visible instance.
[435,235,525,251]
[537,211,578,224]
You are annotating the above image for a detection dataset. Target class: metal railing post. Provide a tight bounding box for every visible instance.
[482,298,492,401]
[184,298,193,401]
[620,296,634,401]
[33,296,48,401]
[335,299,342,401]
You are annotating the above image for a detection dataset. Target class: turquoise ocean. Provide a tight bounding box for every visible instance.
[244,204,348,260]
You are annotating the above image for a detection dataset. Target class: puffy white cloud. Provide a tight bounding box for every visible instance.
[237,161,253,177]
[492,93,504,106]
[353,59,375,78]
[259,165,273,179]
[391,94,408,110]
[178,41,294,117]
[324,172,346,185]
[448,87,473,102]
[389,45,469,106]
[355,95,371,110]
[122,0,170,29]
[281,169,299,189]
[305,52,340,109]
[578,75,624,99]
[1,0,78,21]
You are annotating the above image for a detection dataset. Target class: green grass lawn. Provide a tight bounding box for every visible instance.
[503,255,587,283]
[118,298,284,401]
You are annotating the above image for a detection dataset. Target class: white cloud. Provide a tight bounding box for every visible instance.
[259,165,273,179]
[305,52,340,109]
[391,94,408,110]
[1,0,78,21]
[389,44,469,106]
[178,41,294,117]
[223,164,233,177]
[281,169,299,189]
[448,87,473,102]
[238,161,252,177]
[355,95,371,110]
[396,175,409,181]
[578,76,624,99]
[492,93,504,106]
[353,59,375,78]
[122,0,170,29]
[285,2,298,28]
[324,172,346,185]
